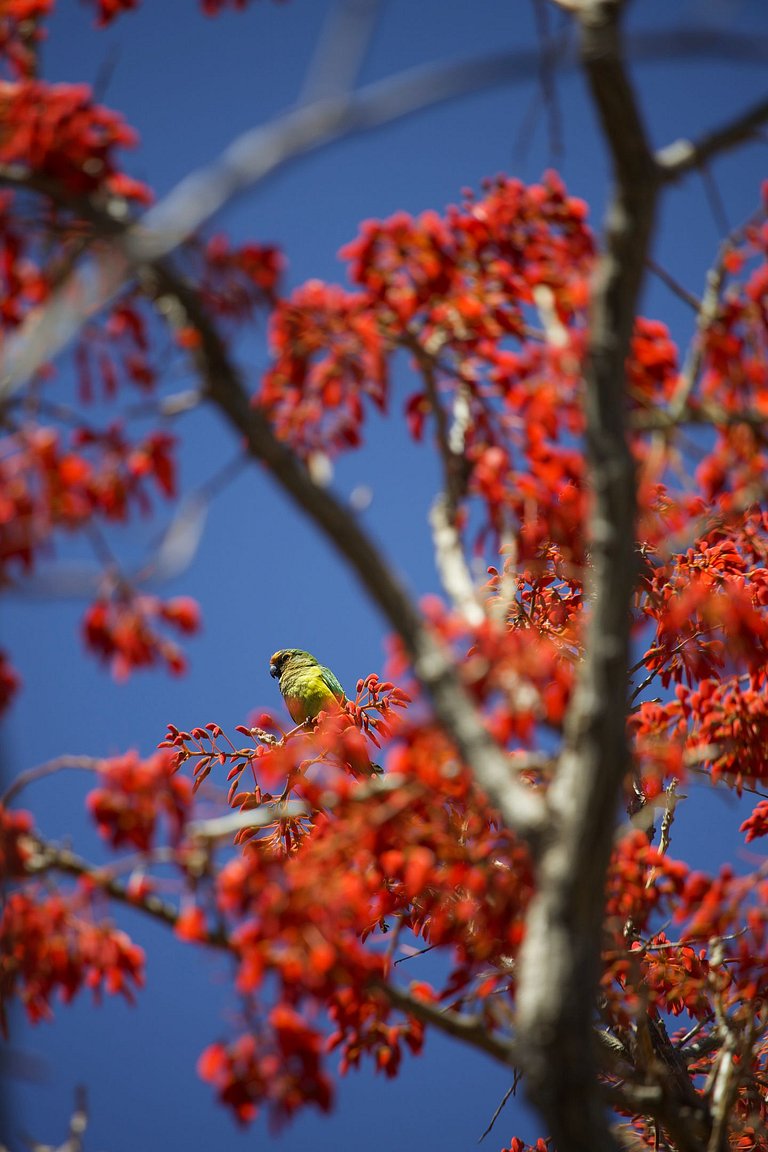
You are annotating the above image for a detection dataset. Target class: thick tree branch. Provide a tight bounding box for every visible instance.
[515,4,657,1152]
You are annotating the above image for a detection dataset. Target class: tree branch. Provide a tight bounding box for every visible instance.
[657,94,768,181]
[402,331,482,626]
[25,837,233,952]
[1,755,102,807]
[299,0,383,102]
[379,981,519,1067]
[516,4,658,1151]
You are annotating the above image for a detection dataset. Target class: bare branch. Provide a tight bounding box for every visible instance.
[403,331,483,625]
[657,94,768,181]
[300,0,382,102]
[25,836,233,951]
[478,1078,519,1142]
[379,981,519,1067]
[532,0,565,158]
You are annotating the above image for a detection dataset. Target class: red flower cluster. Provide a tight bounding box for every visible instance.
[195,233,283,320]
[0,79,151,201]
[75,295,160,399]
[639,527,768,688]
[0,889,144,1033]
[259,175,594,563]
[627,317,680,408]
[0,649,20,715]
[0,1,53,79]
[261,281,388,454]
[83,592,200,679]
[198,1008,333,1129]
[0,804,34,877]
[87,749,193,852]
[503,1139,550,1152]
[678,676,768,787]
[0,191,49,329]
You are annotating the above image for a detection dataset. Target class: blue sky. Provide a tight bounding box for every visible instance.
[3,0,768,1148]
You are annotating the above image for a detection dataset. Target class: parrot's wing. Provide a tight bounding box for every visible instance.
[319,664,346,704]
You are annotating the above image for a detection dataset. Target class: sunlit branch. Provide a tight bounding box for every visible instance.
[402,331,483,626]
[186,802,310,841]
[657,778,680,857]
[667,240,729,423]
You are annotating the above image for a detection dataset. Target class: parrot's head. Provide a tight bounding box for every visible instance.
[269,649,318,679]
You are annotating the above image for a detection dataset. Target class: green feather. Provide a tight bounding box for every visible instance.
[318,664,345,702]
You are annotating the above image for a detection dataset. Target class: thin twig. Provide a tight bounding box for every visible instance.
[657,94,768,181]
[532,0,565,158]
[478,1076,520,1142]
[700,164,731,238]
[645,257,701,312]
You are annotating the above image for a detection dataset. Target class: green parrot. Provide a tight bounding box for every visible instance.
[269,648,382,774]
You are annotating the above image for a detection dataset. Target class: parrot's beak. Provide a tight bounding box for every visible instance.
[269,662,279,679]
